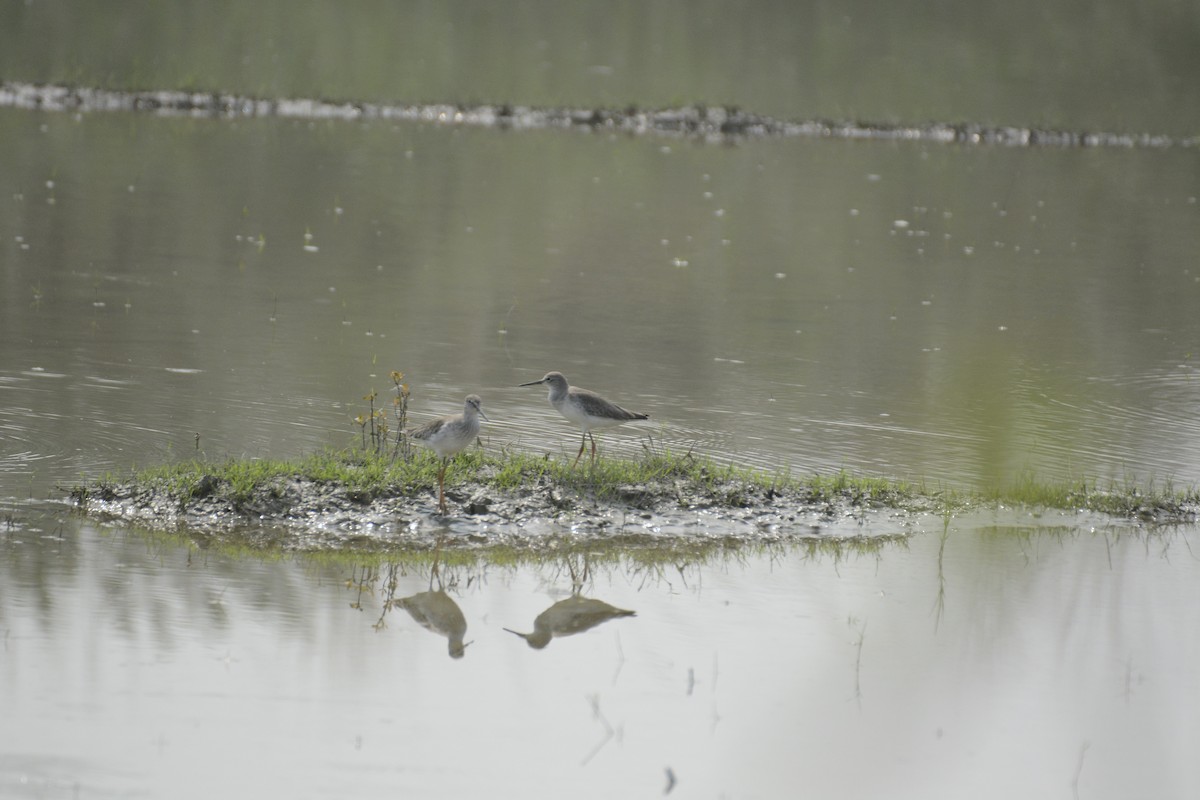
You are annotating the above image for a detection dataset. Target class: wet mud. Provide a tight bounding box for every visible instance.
[69,460,1199,553]
[70,467,935,552]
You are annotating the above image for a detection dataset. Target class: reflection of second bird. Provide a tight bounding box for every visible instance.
[504,595,636,649]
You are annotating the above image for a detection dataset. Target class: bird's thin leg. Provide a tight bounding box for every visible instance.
[572,433,587,468]
[589,432,598,464]
[437,460,447,513]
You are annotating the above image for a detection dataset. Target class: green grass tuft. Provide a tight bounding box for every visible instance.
[984,472,1200,519]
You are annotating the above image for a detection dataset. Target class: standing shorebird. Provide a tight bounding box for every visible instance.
[518,371,648,467]
[408,394,488,514]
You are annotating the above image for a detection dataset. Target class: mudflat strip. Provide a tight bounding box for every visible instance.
[2,81,1191,149]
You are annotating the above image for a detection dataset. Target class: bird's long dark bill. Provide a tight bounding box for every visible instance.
[517,379,546,387]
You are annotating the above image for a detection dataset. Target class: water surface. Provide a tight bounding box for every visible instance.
[2,515,1196,799]
[1,108,1197,492]
[2,6,1199,797]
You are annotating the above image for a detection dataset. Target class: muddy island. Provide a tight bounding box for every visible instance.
[68,449,1199,553]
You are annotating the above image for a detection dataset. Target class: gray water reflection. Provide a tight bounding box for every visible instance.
[2,512,1197,799]
[502,560,637,650]
[503,595,636,650]
[383,559,472,659]
[396,589,469,659]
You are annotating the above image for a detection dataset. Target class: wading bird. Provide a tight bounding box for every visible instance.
[518,371,648,467]
[408,394,488,514]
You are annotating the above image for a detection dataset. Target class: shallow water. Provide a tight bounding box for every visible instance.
[3,4,1200,797]
[2,512,1197,799]
[2,108,1198,493]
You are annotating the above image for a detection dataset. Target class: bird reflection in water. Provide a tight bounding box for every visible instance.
[394,560,470,659]
[505,595,635,649]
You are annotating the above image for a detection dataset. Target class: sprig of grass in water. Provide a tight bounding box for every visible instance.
[984,473,1199,518]
[802,470,916,506]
